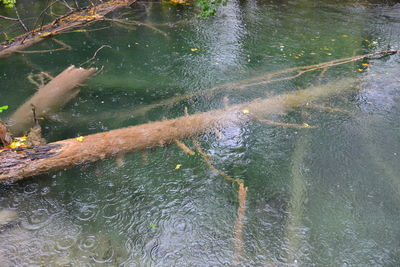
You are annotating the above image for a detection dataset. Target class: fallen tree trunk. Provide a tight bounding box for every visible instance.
[7,66,96,136]
[0,0,136,59]
[0,78,357,183]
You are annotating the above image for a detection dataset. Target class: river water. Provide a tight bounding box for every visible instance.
[0,0,400,265]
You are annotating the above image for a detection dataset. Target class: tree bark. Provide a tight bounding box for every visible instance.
[7,66,96,136]
[0,0,137,59]
[0,78,357,183]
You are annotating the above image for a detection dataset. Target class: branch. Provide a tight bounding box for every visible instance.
[0,77,358,182]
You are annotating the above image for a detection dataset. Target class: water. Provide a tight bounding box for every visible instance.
[1,0,400,265]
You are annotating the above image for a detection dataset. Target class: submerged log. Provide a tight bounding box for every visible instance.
[0,0,136,59]
[0,78,357,183]
[8,66,96,136]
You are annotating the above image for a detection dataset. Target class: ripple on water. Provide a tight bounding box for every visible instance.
[76,204,98,222]
[23,183,39,194]
[56,235,77,251]
[21,208,51,230]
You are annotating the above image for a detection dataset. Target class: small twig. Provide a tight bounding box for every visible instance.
[256,118,317,129]
[60,0,74,11]
[94,66,105,76]
[318,67,328,81]
[303,103,350,114]
[30,104,40,125]
[115,152,125,167]
[113,21,137,31]
[62,26,111,34]
[191,137,248,265]
[0,15,19,21]
[192,139,243,185]
[40,71,54,80]
[232,183,248,266]
[15,38,71,54]
[74,0,80,10]
[107,18,169,38]
[80,45,111,66]
[175,140,195,156]
[27,73,41,88]
[30,0,60,34]
[14,6,29,32]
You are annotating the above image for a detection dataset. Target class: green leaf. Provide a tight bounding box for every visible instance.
[1,0,16,8]
[0,105,9,112]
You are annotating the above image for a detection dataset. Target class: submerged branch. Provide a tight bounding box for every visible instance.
[256,119,317,129]
[13,38,72,54]
[232,183,248,266]
[91,49,397,121]
[8,65,96,136]
[0,77,357,182]
[0,15,19,21]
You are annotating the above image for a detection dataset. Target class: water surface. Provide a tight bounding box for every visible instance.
[0,0,400,265]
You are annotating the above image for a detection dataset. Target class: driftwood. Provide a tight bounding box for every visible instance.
[0,78,357,183]
[0,0,136,59]
[7,66,96,136]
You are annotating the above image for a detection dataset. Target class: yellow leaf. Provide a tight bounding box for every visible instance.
[169,0,189,4]
[190,48,198,52]
[361,63,369,66]
[242,109,250,114]
[38,32,51,38]
[175,164,182,170]
[341,34,349,38]
[75,136,84,142]
[357,68,364,72]
[302,123,311,128]
[0,149,3,153]
[9,141,20,149]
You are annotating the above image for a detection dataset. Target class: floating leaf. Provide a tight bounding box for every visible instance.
[175,164,182,170]
[302,123,311,128]
[242,109,250,114]
[362,63,369,66]
[38,32,52,38]
[190,48,199,52]
[75,136,84,142]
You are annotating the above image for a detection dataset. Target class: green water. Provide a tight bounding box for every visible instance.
[1,0,400,265]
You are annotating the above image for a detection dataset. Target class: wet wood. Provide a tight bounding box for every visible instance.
[0,121,12,148]
[0,78,357,183]
[8,66,96,136]
[0,0,137,59]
